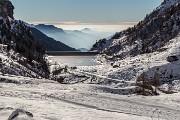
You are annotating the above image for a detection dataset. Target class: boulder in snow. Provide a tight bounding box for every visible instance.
[166,56,179,62]
[8,108,33,120]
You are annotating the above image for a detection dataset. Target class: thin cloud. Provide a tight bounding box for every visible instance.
[29,21,83,25]
[28,21,138,25]
[121,22,138,25]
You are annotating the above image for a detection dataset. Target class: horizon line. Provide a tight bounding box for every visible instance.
[27,21,138,25]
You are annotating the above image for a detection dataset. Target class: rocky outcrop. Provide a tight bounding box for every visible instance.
[167,56,179,62]
[0,0,14,19]
[8,109,33,120]
[0,0,50,78]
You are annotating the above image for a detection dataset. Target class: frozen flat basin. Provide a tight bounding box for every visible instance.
[49,56,101,67]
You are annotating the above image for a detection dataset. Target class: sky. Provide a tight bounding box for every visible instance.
[11,0,163,31]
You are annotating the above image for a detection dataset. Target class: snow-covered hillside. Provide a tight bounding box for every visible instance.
[91,0,180,58]
[87,0,180,95]
[0,75,180,120]
[0,51,44,78]
[76,35,180,94]
[0,0,50,78]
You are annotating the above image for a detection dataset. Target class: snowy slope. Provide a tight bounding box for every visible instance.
[88,0,180,95]
[141,34,180,92]
[0,75,180,120]
[76,34,180,94]
[0,0,50,78]
[91,0,180,58]
[0,51,42,78]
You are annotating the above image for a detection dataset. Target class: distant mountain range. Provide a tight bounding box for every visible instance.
[78,48,89,52]
[30,27,77,51]
[35,24,65,33]
[32,24,112,49]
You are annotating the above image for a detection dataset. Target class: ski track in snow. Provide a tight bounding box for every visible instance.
[0,75,180,120]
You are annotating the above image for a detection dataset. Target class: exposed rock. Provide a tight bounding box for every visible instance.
[8,108,33,120]
[0,0,14,19]
[167,56,179,62]
[113,64,119,68]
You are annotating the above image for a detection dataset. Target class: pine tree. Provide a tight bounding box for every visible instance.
[136,72,149,95]
[153,72,160,94]
[0,57,2,67]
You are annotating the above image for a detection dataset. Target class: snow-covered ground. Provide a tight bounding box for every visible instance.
[0,75,180,120]
[1,36,180,119]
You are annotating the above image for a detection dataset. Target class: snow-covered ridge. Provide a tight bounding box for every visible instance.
[92,0,180,59]
[159,0,180,13]
[0,0,53,79]
[0,16,49,78]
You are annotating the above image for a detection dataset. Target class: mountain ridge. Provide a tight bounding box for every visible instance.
[30,27,77,51]
[0,0,50,78]
[91,0,180,59]
[0,0,14,19]
[33,24,113,49]
[35,24,65,33]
